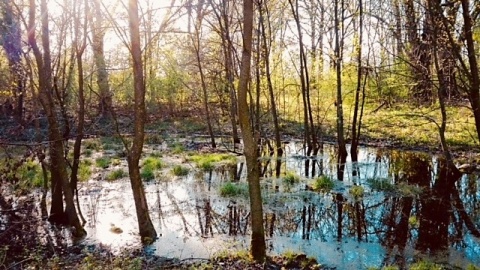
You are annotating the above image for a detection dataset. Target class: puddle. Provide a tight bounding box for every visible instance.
[66,140,480,269]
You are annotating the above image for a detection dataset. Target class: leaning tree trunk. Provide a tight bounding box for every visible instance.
[127,0,157,243]
[237,0,266,262]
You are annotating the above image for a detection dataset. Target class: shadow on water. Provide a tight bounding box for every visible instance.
[2,140,480,269]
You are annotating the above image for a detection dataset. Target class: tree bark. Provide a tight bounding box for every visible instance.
[127,0,157,242]
[28,0,85,237]
[237,0,266,261]
[91,0,112,117]
[334,0,347,180]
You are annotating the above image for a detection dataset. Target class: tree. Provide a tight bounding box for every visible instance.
[27,0,85,237]
[258,0,282,173]
[191,0,216,148]
[209,0,240,146]
[237,0,266,261]
[126,0,157,242]
[0,0,24,122]
[90,0,112,118]
[334,0,347,181]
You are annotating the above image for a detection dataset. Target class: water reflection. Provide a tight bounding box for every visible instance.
[69,142,480,268]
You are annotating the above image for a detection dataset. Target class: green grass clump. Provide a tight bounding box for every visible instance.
[283,171,300,185]
[18,160,43,188]
[140,156,162,181]
[142,156,163,169]
[95,157,111,169]
[106,168,127,181]
[189,153,237,171]
[170,142,185,154]
[78,160,92,182]
[172,165,189,176]
[141,166,155,181]
[219,182,248,197]
[312,175,334,192]
[410,261,442,270]
[367,178,396,192]
[349,185,365,200]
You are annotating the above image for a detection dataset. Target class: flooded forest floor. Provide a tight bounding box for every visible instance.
[1,115,480,269]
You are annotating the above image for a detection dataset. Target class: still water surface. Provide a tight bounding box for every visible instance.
[78,141,480,269]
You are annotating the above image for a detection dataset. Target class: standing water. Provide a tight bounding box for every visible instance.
[66,141,479,268]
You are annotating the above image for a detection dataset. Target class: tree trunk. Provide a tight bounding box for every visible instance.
[192,0,216,148]
[127,0,157,242]
[1,0,24,122]
[28,0,85,237]
[91,0,112,117]
[460,0,480,142]
[351,0,364,165]
[237,0,266,262]
[258,0,282,161]
[334,0,347,180]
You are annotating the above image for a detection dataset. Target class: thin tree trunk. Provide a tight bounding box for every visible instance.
[192,0,216,148]
[127,0,157,242]
[237,0,266,261]
[335,0,347,180]
[351,0,363,165]
[259,0,282,159]
[70,0,88,225]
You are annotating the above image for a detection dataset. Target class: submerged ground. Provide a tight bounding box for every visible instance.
[1,132,480,269]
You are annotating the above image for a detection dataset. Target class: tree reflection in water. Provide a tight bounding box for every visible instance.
[3,142,479,268]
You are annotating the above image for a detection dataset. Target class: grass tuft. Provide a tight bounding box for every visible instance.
[171,165,189,176]
[283,171,300,185]
[106,168,127,181]
[219,182,248,197]
[189,153,237,171]
[312,175,334,192]
[95,157,111,169]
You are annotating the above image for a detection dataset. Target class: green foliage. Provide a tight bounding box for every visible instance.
[410,261,442,270]
[170,142,185,154]
[100,136,123,150]
[349,185,365,200]
[18,160,43,188]
[106,168,127,181]
[141,166,155,181]
[467,264,480,270]
[312,175,334,192]
[95,157,111,169]
[78,160,92,182]
[409,216,419,228]
[283,171,300,185]
[367,178,396,192]
[142,156,163,169]
[219,182,248,197]
[140,156,162,181]
[189,153,237,171]
[172,165,189,176]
